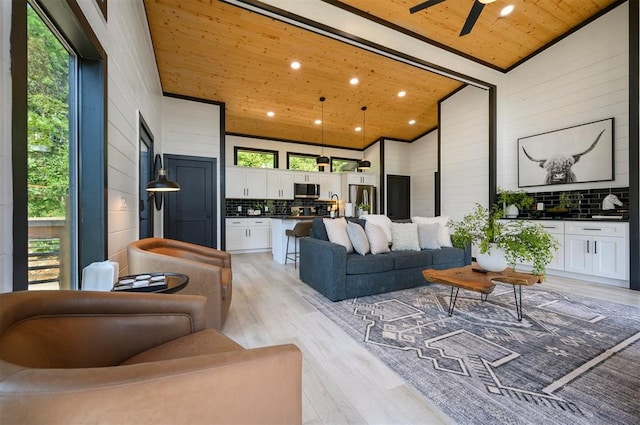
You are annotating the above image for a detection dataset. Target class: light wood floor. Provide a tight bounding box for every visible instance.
[221,253,640,425]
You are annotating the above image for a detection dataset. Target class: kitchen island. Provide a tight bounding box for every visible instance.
[271,216,317,264]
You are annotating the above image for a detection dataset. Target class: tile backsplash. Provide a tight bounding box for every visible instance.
[517,187,629,217]
[226,198,334,217]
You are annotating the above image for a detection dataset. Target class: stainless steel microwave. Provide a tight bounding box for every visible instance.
[294,183,320,199]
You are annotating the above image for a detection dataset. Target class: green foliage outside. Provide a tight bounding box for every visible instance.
[236,151,276,168]
[288,155,317,171]
[332,158,358,173]
[27,6,70,218]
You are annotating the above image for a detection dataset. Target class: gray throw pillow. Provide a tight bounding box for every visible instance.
[365,222,390,255]
[347,221,370,256]
[390,222,420,251]
[418,223,441,249]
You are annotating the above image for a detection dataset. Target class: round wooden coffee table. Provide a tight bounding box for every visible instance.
[112,272,189,294]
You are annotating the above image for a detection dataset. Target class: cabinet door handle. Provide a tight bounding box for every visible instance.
[583,228,602,231]
[586,240,590,254]
[594,241,597,254]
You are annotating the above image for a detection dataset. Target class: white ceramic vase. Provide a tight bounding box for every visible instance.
[504,204,519,218]
[476,243,508,272]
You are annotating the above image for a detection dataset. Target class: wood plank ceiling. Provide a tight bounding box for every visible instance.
[144,0,622,151]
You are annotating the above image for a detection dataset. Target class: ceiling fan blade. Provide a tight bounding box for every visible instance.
[409,0,447,15]
[460,0,485,36]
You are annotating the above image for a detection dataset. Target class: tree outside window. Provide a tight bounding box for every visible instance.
[235,148,277,168]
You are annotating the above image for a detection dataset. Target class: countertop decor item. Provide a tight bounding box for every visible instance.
[448,203,559,276]
[497,188,533,218]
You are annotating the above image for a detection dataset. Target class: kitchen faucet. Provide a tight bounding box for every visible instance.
[331,193,340,217]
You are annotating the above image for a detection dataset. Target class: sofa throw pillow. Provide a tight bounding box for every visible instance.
[361,214,393,244]
[418,223,441,250]
[347,221,370,256]
[323,217,353,253]
[390,222,420,251]
[365,222,390,255]
[411,216,453,247]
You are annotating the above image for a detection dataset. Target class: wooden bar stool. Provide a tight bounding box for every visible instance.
[285,221,313,268]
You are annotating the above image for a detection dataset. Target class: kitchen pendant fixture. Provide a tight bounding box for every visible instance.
[358,106,371,170]
[316,96,330,169]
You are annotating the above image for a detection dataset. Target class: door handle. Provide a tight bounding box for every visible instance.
[594,241,597,254]
[586,240,590,254]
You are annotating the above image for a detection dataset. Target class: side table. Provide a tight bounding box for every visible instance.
[112,272,189,294]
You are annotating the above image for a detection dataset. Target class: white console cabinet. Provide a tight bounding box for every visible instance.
[226,167,267,199]
[226,218,271,252]
[564,222,627,280]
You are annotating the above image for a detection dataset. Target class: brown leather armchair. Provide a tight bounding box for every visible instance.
[128,238,232,329]
[0,290,302,425]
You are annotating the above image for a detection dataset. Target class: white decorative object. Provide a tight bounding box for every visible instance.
[475,244,508,272]
[82,261,119,291]
[504,204,519,218]
[602,194,623,210]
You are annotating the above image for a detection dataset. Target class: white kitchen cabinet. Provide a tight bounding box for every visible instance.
[536,221,564,271]
[318,172,341,200]
[226,167,267,199]
[267,170,294,199]
[344,172,376,186]
[226,218,271,252]
[293,171,319,184]
[564,222,627,280]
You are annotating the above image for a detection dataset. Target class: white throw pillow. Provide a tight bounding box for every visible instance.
[324,217,353,253]
[365,222,390,255]
[360,214,393,244]
[347,222,370,256]
[411,216,453,247]
[390,222,420,251]
[418,223,441,250]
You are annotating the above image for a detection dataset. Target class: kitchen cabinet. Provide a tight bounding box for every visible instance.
[226,218,271,252]
[293,171,319,184]
[344,172,376,186]
[564,222,627,280]
[226,167,267,199]
[318,173,341,201]
[267,170,294,199]
[508,220,564,272]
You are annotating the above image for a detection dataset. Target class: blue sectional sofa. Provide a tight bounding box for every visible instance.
[299,217,471,301]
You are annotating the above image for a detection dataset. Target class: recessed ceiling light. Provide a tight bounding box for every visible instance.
[355,126,362,132]
[267,111,275,117]
[290,61,301,70]
[314,119,322,125]
[350,77,359,85]
[500,5,514,16]
[408,119,416,125]
[398,90,406,97]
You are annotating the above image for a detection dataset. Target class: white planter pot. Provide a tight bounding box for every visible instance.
[504,204,519,218]
[476,244,508,272]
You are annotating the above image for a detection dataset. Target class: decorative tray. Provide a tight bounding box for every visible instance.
[113,273,168,292]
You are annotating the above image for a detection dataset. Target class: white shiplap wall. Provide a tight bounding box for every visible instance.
[440,86,490,221]
[0,2,12,292]
[409,131,438,217]
[163,97,222,245]
[499,3,629,192]
[77,0,164,274]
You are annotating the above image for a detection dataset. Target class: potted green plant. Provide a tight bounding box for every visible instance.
[358,203,370,215]
[448,203,559,276]
[497,188,534,218]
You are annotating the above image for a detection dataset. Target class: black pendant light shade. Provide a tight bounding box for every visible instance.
[358,106,371,170]
[146,168,180,192]
[317,96,329,169]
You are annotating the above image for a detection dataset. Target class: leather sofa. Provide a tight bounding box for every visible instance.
[0,290,302,424]
[128,238,232,329]
[300,217,471,301]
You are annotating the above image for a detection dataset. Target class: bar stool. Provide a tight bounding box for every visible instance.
[285,221,313,269]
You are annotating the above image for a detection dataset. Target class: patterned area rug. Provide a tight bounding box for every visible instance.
[304,283,640,425]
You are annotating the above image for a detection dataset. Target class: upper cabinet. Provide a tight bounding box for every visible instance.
[318,173,341,201]
[293,171,319,184]
[267,170,294,199]
[343,172,376,186]
[226,167,267,199]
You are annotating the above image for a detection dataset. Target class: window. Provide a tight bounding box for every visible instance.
[287,152,319,171]
[234,147,278,168]
[331,157,359,173]
[13,1,107,291]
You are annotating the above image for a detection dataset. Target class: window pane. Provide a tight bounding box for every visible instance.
[236,149,276,168]
[27,5,76,290]
[332,158,359,173]
[288,154,318,171]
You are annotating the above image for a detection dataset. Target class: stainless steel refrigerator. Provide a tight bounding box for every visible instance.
[349,185,377,215]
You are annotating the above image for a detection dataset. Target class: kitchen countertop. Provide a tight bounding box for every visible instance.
[504,215,628,222]
[226,215,323,219]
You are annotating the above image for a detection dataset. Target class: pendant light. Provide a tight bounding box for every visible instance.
[316,96,330,169]
[146,154,180,209]
[358,106,371,170]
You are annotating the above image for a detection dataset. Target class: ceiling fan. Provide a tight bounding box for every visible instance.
[409,0,495,36]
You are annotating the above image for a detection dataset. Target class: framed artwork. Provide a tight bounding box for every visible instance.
[517,118,614,188]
